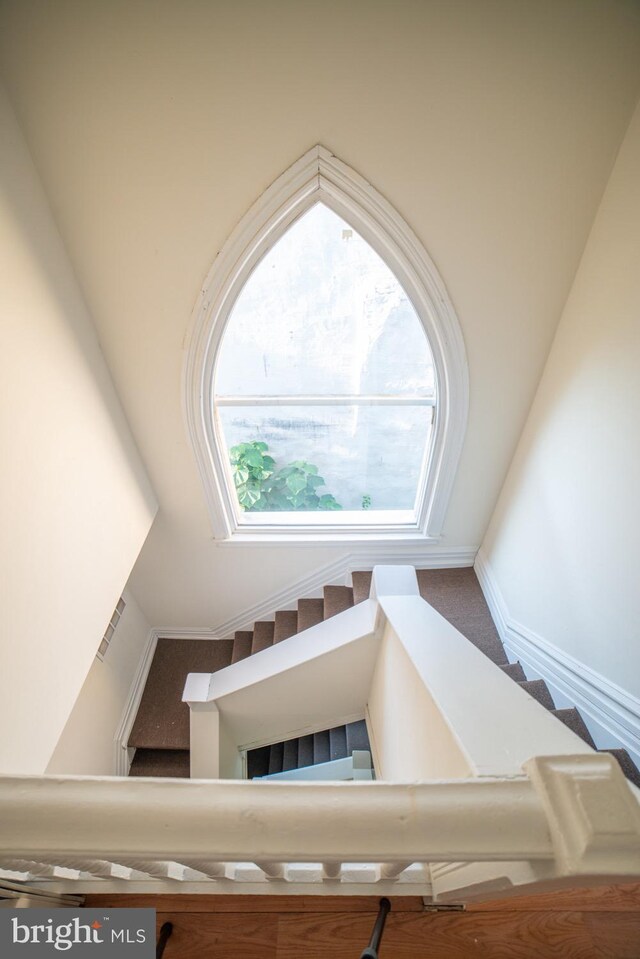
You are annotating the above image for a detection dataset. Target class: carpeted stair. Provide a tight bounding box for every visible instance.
[129,748,191,778]
[247,719,370,779]
[127,584,356,776]
[128,568,640,788]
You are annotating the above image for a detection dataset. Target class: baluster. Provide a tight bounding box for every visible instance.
[379,861,411,880]
[179,859,226,879]
[0,859,58,878]
[254,860,285,880]
[113,859,176,879]
[41,858,121,879]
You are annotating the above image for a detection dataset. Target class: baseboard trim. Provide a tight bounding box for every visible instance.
[188,545,478,639]
[154,627,229,640]
[475,548,640,765]
[113,629,158,776]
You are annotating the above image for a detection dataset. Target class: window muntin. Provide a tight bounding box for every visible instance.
[215,203,436,517]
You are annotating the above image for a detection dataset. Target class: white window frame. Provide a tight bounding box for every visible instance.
[183,145,468,543]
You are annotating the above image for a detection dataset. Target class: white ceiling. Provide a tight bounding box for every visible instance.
[1,0,639,627]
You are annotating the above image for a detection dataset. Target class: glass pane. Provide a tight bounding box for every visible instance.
[216,203,434,398]
[219,405,432,511]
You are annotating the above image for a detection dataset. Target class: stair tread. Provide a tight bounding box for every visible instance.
[500,662,526,682]
[129,748,190,778]
[552,708,596,747]
[231,630,253,663]
[351,570,372,605]
[345,719,370,753]
[602,748,640,788]
[128,638,233,750]
[519,679,555,710]
[247,722,371,778]
[297,597,324,632]
[252,621,275,654]
[329,725,348,760]
[274,609,298,643]
[323,585,354,620]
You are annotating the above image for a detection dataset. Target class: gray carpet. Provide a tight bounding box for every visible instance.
[128,638,233,750]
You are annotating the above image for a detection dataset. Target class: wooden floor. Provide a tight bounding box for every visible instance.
[85,884,640,958]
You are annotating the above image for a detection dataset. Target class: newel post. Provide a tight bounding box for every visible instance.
[182,673,220,779]
[525,753,640,877]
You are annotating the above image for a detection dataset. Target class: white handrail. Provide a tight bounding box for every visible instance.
[1,754,639,898]
[0,774,549,863]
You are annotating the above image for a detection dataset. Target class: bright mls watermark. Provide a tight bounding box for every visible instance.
[0,910,155,956]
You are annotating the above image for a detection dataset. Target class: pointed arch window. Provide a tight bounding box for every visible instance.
[184,147,468,542]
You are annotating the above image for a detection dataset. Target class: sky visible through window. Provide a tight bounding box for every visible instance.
[215,203,435,513]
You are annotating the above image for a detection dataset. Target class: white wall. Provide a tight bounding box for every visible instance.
[1,1,639,627]
[46,591,151,776]
[480,98,640,698]
[0,84,157,774]
[368,626,472,780]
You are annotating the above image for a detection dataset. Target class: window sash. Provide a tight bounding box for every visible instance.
[215,394,436,408]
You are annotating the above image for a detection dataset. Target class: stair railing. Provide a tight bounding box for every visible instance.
[1,752,639,900]
[2,568,640,900]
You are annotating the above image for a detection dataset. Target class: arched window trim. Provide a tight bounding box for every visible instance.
[183,145,468,542]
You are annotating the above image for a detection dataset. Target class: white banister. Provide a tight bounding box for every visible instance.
[183,672,220,779]
[369,592,595,780]
[369,565,420,600]
[0,774,551,863]
[1,753,638,897]
[525,753,640,876]
[0,777,552,863]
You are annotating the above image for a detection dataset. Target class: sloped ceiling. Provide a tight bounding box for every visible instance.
[1,0,639,627]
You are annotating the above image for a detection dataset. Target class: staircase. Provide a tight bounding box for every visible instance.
[247,719,370,778]
[128,567,640,787]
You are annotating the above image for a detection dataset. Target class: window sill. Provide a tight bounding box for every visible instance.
[213,510,439,545]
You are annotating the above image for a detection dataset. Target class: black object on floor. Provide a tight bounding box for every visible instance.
[360,898,391,959]
[156,921,173,958]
